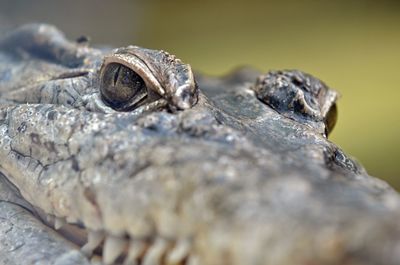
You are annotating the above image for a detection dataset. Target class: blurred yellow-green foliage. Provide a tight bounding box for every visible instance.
[1,0,399,189]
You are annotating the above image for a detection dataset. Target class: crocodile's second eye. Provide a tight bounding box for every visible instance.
[252,70,339,137]
[100,63,148,111]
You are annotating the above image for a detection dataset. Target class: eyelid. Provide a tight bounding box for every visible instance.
[101,51,165,97]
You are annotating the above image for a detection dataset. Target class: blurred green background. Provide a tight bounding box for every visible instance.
[0,0,399,189]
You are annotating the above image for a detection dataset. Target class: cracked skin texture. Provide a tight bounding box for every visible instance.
[0,24,400,265]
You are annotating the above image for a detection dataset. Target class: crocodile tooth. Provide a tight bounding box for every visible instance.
[187,255,200,265]
[54,217,66,230]
[66,215,78,224]
[166,239,191,264]
[103,235,127,265]
[123,240,145,265]
[142,238,168,265]
[90,255,102,264]
[81,230,104,256]
[46,214,54,223]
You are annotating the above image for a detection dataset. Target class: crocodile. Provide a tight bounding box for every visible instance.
[0,24,399,265]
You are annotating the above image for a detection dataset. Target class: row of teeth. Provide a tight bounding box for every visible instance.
[48,215,198,265]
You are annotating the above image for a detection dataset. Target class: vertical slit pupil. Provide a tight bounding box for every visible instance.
[113,64,121,86]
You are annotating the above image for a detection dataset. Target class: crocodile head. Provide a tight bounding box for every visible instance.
[1,24,400,265]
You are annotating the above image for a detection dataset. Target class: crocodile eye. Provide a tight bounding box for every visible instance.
[99,46,198,112]
[324,103,337,136]
[252,70,339,137]
[100,63,149,111]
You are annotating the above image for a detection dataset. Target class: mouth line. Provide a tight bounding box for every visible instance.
[35,207,194,265]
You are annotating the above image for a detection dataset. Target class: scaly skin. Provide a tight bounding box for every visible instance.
[0,24,400,265]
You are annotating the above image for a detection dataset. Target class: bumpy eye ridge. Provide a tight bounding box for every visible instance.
[100,63,148,111]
